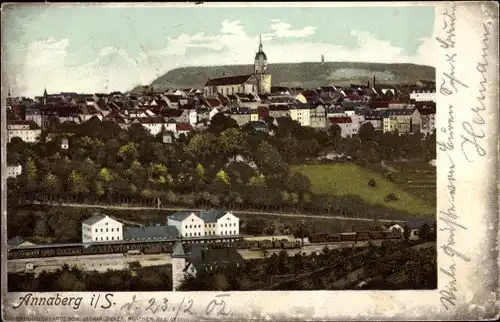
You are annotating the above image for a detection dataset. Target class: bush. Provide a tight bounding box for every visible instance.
[368,179,377,188]
[385,173,394,181]
[384,193,399,202]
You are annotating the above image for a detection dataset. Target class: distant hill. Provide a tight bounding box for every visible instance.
[131,62,435,93]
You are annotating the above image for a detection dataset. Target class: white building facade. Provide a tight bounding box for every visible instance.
[7,165,22,178]
[7,122,42,143]
[82,214,124,243]
[410,90,436,102]
[168,212,205,238]
[215,212,240,236]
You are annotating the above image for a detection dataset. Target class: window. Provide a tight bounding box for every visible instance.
[111,228,114,232]
[106,228,108,232]
[95,237,98,241]
[101,228,103,232]
[189,225,192,228]
[185,225,188,229]
[101,237,103,240]
[117,228,119,232]
[95,229,98,232]
[106,237,108,240]
[112,237,114,240]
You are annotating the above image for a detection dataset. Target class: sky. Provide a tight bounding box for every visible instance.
[2,4,435,97]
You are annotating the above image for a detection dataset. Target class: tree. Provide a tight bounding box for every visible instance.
[384,193,398,202]
[358,122,375,142]
[368,179,377,188]
[328,123,342,139]
[255,141,286,175]
[216,169,230,185]
[209,113,238,135]
[218,128,245,159]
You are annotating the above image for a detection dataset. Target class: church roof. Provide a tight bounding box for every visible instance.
[255,51,267,60]
[205,75,254,87]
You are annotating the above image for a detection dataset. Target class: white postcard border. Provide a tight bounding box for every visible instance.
[1,2,499,321]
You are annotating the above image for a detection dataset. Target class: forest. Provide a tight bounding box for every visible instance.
[7,114,436,241]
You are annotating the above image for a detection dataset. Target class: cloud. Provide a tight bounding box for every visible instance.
[8,20,435,97]
[269,20,317,38]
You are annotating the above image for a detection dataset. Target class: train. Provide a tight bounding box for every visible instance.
[308,230,403,243]
[8,230,403,260]
[7,240,177,260]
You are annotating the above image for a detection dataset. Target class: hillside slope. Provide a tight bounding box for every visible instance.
[133,62,435,92]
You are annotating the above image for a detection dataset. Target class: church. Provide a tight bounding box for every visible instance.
[203,36,272,96]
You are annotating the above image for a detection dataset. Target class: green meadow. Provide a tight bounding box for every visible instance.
[292,163,435,216]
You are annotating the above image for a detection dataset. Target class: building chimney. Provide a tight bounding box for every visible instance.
[373,75,376,87]
[367,81,370,88]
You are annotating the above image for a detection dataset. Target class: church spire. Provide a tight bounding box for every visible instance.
[258,34,263,52]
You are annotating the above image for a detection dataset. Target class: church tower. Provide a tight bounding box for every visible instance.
[42,88,48,105]
[253,35,271,94]
[171,242,187,291]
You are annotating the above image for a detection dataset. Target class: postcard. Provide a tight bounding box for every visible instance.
[1,1,499,321]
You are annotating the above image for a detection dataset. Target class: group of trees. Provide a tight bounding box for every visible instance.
[7,115,434,233]
[178,240,437,291]
[8,264,172,292]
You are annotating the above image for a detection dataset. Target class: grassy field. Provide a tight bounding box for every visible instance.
[291,163,434,216]
[384,160,436,207]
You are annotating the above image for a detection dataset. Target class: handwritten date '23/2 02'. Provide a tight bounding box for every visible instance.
[121,295,232,320]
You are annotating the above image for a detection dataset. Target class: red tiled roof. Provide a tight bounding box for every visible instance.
[8,120,40,129]
[373,101,390,108]
[328,117,352,124]
[205,98,222,108]
[417,107,436,115]
[176,123,193,131]
[301,90,318,97]
[157,109,183,118]
[205,74,253,86]
[165,95,180,103]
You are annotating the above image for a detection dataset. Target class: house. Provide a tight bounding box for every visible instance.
[61,138,69,150]
[290,104,312,127]
[167,212,205,238]
[410,89,436,103]
[175,123,194,137]
[382,108,421,134]
[171,242,245,291]
[6,164,22,178]
[388,221,432,241]
[229,107,252,126]
[268,105,291,119]
[24,109,43,128]
[7,120,41,143]
[309,105,326,129]
[198,211,240,237]
[418,107,436,136]
[328,117,356,138]
[248,121,270,134]
[82,213,124,243]
[209,107,219,121]
[8,236,36,249]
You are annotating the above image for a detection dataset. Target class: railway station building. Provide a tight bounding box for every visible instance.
[82,214,124,243]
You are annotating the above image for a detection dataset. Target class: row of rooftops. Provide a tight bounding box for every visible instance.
[8,79,435,108]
